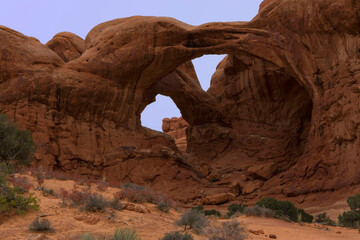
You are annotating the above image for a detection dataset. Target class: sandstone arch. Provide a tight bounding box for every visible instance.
[1,0,360,204]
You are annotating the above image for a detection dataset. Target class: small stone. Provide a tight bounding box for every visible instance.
[269,234,277,239]
[336,231,341,234]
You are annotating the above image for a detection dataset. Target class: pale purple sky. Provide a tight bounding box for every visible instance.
[1,0,263,131]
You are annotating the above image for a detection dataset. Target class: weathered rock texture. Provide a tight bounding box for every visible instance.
[162,117,188,152]
[1,0,360,204]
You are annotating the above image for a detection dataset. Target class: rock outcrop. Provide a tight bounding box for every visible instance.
[1,0,360,204]
[162,117,188,152]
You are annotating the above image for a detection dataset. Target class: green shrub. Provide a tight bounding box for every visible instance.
[0,114,39,215]
[206,220,245,240]
[298,208,314,223]
[29,217,53,232]
[315,212,335,225]
[338,210,360,227]
[226,203,246,217]
[337,194,360,227]
[256,197,313,222]
[160,232,194,240]
[157,201,170,213]
[347,194,360,211]
[111,228,140,240]
[204,209,221,217]
[243,206,274,218]
[176,208,209,234]
[191,205,204,212]
[0,114,36,166]
[0,184,39,214]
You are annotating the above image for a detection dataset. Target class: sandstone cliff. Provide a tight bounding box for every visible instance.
[1,0,360,204]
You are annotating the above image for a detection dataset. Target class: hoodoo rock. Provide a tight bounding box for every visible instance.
[162,117,189,152]
[1,0,360,204]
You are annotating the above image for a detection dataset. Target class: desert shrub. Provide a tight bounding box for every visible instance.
[0,188,39,214]
[256,197,313,222]
[80,229,140,240]
[84,194,108,212]
[96,179,109,192]
[0,114,36,165]
[338,194,360,227]
[110,198,123,211]
[0,114,39,215]
[347,194,360,211]
[29,217,52,232]
[206,220,245,240]
[160,231,194,240]
[338,210,360,227]
[176,208,209,234]
[121,183,146,191]
[157,201,170,213]
[191,205,204,212]
[226,203,246,217]
[204,209,221,218]
[243,206,274,218]
[111,228,140,240]
[298,208,314,223]
[8,175,33,192]
[80,233,96,240]
[120,183,151,203]
[69,189,90,206]
[315,212,335,225]
[40,186,55,196]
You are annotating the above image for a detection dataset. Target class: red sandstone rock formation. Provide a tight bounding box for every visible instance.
[1,0,360,204]
[162,117,189,152]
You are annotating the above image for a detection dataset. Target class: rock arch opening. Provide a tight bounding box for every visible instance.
[141,95,181,132]
[192,54,226,91]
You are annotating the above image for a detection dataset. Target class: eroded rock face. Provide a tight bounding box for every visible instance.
[1,0,360,204]
[162,117,188,152]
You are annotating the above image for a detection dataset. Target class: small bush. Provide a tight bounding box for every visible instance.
[110,198,123,211]
[121,183,146,191]
[315,212,335,225]
[80,228,139,240]
[157,201,170,213]
[0,114,37,166]
[176,208,209,234]
[338,194,360,227]
[348,194,360,211]
[256,197,313,222]
[119,188,151,203]
[0,187,39,214]
[96,179,109,192]
[29,217,52,232]
[243,206,274,218]
[160,232,194,240]
[338,210,360,227]
[80,233,96,240]
[41,187,55,196]
[111,228,140,240]
[226,203,246,218]
[8,176,33,192]
[84,194,108,212]
[191,205,204,212]
[204,209,221,218]
[206,220,245,240]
